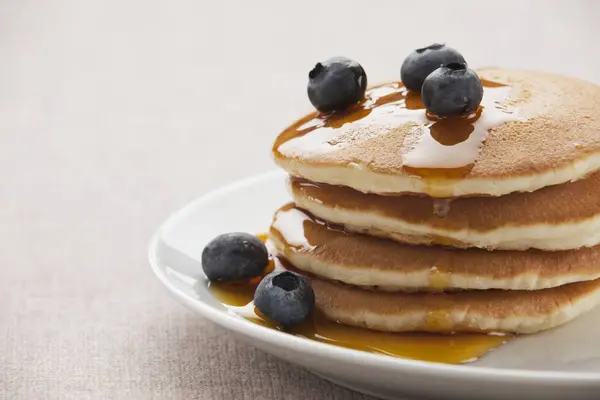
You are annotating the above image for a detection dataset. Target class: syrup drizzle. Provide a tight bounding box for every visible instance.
[274,82,427,158]
[209,265,509,364]
[274,80,519,194]
[432,198,453,219]
[403,82,516,179]
[209,233,511,364]
[270,207,315,250]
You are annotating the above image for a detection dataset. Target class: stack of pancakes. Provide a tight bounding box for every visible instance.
[269,68,600,334]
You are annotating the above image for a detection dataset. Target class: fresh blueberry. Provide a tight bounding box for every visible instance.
[421,62,483,117]
[307,57,367,113]
[254,271,315,327]
[202,233,269,282]
[400,44,466,92]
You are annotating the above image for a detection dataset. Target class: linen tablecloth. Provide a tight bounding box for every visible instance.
[1,1,599,398]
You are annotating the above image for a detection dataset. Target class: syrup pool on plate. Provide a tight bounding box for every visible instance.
[208,235,511,364]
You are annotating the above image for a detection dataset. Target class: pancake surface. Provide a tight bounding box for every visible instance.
[289,173,600,250]
[310,276,600,334]
[274,69,600,197]
[270,205,600,290]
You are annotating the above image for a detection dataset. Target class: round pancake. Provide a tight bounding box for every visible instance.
[273,69,600,197]
[309,275,600,334]
[289,174,600,251]
[270,205,600,290]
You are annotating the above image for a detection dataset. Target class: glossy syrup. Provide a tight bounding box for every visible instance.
[275,80,518,199]
[273,82,427,157]
[402,82,513,183]
[432,198,453,219]
[208,235,510,364]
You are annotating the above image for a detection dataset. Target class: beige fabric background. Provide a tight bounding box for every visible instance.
[1,1,599,399]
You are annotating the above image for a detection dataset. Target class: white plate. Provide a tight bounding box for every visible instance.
[149,171,600,400]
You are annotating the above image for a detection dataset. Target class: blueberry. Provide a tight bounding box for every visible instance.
[307,57,367,113]
[202,233,269,282]
[400,44,466,92]
[254,271,315,327]
[421,63,483,117]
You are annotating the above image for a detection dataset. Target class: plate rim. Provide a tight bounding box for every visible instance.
[148,170,600,384]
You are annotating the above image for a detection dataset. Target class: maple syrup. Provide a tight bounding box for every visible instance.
[402,80,515,185]
[210,273,509,364]
[427,266,451,291]
[274,79,518,200]
[432,198,453,218]
[273,81,425,156]
[209,235,510,364]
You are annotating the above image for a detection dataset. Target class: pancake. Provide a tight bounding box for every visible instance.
[309,275,600,334]
[273,69,600,197]
[289,174,600,251]
[269,205,600,291]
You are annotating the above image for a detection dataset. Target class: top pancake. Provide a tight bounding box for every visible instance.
[273,69,600,197]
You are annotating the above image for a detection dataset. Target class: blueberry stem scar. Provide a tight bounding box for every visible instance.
[445,62,467,71]
[309,63,324,79]
[273,272,299,291]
